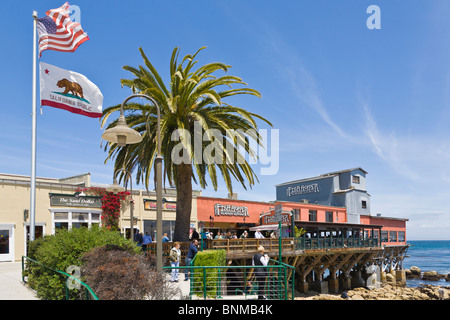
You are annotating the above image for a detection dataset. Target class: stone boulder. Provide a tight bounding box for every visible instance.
[410,266,421,276]
[422,271,440,281]
[386,273,396,284]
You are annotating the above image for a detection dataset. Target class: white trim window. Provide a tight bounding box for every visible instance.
[0,224,15,262]
[51,208,102,234]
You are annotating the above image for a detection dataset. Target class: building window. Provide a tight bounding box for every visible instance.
[293,209,300,221]
[352,175,360,184]
[373,230,379,238]
[325,211,333,222]
[144,219,176,241]
[398,231,405,242]
[309,210,317,222]
[52,211,101,232]
[381,231,388,242]
[361,200,367,209]
[389,231,397,242]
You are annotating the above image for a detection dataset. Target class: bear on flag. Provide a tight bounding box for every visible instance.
[40,62,103,118]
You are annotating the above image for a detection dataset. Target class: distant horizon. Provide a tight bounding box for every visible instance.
[1,1,450,240]
[408,239,450,242]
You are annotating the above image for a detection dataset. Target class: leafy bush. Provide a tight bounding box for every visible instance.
[81,245,180,300]
[192,249,226,297]
[26,226,140,300]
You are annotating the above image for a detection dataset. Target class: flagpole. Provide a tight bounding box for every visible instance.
[30,10,38,242]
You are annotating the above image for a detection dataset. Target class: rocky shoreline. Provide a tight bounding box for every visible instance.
[405,266,450,282]
[295,266,449,300]
[302,283,449,300]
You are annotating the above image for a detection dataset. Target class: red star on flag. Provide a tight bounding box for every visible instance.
[45,69,50,74]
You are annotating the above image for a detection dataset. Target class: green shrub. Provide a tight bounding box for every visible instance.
[26,226,140,300]
[192,249,226,298]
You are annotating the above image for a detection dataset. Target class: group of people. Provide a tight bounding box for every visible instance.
[168,237,269,300]
[133,229,172,246]
[200,229,276,240]
[169,239,198,283]
[133,230,153,250]
[134,227,277,247]
[134,227,271,299]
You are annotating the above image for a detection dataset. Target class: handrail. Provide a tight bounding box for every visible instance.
[165,264,289,300]
[269,258,295,300]
[144,237,381,259]
[22,256,99,300]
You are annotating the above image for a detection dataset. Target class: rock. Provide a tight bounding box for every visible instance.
[422,271,440,281]
[384,292,397,300]
[386,273,396,283]
[410,266,421,276]
[303,282,449,300]
[446,274,450,282]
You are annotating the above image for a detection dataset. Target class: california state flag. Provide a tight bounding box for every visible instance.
[39,62,103,118]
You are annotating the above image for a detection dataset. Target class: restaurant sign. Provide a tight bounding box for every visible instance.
[50,194,102,208]
[286,183,319,197]
[263,212,290,225]
[144,200,177,211]
[214,203,249,217]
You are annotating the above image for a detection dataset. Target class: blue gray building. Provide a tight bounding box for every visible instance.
[275,168,370,223]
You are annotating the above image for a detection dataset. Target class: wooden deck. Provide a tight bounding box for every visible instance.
[145,237,383,260]
[145,238,409,294]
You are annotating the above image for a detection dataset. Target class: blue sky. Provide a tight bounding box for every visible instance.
[1,0,450,239]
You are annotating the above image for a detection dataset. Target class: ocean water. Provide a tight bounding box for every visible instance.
[403,240,450,287]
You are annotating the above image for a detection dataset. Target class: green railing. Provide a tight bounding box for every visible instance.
[295,237,380,250]
[269,258,295,300]
[22,256,99,300]
[164,263,292,300]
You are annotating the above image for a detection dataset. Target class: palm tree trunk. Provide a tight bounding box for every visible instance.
[173,163,192,241]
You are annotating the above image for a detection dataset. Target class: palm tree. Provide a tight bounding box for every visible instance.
[101,46,272,241]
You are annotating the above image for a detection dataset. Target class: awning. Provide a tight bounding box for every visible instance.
[249,223,290,231]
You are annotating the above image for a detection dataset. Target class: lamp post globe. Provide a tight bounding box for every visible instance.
[101,115,142,146]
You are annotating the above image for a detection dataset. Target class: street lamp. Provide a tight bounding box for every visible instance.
[101,95,143,146]
[107,177,125,194]
[101,94,163,271]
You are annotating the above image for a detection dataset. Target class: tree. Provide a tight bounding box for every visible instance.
[101,46,272,241]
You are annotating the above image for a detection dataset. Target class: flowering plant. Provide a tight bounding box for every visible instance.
[75,187,131,231]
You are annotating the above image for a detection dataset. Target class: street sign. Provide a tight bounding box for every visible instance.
[274,203,283,222]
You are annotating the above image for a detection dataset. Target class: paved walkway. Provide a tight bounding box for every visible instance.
[0,262,38,300]
[0,261,198,300]
[0,261,193,300]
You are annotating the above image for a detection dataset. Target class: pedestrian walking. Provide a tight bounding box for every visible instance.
[184,239,198,281]
[252,245,269,299]
[169,242,181,282]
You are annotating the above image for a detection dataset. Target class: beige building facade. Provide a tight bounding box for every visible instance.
[0,172,200,262]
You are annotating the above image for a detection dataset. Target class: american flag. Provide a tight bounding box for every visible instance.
[37,2,89,57]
